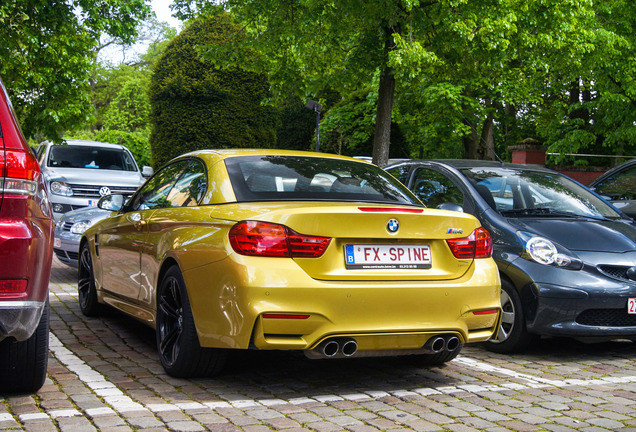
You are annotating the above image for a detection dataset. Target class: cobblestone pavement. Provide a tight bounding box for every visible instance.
[3,259,636,431]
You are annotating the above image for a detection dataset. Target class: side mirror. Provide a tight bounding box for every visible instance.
[142,166,154,177]
[98,194,125,212]
[437,202,464,213]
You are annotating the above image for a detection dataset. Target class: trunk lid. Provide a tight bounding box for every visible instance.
[220,202,482,281]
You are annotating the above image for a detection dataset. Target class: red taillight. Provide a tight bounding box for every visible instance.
[358,207,424,213]
[4,149,40,180]
[229,221,331,258]
[262,314,310,319]
[0,279,27,294]
[446,227,493,259]
[1,149,40,196]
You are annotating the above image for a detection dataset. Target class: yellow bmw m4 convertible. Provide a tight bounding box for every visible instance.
[79,149,501,377]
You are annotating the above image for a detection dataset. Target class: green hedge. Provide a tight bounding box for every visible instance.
[149,14,276,168]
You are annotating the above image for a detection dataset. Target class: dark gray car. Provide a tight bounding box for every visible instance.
[385,159,636,353]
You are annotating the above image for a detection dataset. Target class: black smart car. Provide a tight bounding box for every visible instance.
[385,159,636,353]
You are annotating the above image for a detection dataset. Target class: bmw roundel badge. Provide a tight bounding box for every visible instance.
[387,218,399,233]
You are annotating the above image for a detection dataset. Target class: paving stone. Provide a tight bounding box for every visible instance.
[31,259,636,431]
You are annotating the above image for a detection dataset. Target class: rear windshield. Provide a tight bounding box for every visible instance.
[47,145,138,171]
[225,155,419,205]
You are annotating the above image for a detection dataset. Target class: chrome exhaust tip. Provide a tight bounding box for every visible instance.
[322,340,339,357]
[445,336,460,352]
[425,336,446,353]
[341,339,358,357]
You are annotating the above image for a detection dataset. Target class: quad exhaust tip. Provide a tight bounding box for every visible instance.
[306,334,461,359]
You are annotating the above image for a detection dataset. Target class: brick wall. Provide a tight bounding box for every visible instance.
[507,141,606,186]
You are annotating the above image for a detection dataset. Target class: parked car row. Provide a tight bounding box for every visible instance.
[4,70,635,389]
[50,150,636,378]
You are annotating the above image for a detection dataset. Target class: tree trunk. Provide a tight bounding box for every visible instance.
[480,99,496,160]
[372,34,396,167]
[462,117,479,159]
[372,65,395,167]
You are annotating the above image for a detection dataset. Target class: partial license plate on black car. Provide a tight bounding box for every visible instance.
[629,298,636,315]
[345,244,431,269]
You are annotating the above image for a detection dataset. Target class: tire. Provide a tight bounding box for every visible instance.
[484,278,536,353]
[0,297,49,393]
[78,242,101,317]
[156,266,227,377]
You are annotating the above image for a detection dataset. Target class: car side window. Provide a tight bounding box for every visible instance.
[131,161,189,211]
[165,160,207,207]
[385,165,410,185]
[411,168,465,208]
[593,165,636,200]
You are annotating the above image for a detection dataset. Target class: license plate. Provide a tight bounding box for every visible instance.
[629,298,636,315]
[54,238,61,248]
[345,244,431,269]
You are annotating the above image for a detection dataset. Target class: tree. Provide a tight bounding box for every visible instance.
[173,0,595,164]
[0,0,151,141]
[534,0,636,166]
[148,14,277,167]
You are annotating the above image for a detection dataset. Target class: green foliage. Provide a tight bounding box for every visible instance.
[149,14,277,167]
[0,0,151,141]
[321,87,409,158]
[103,78,150,132]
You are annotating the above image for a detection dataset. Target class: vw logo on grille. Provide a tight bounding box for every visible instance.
[387,218,399,233]
[99,186,111,196]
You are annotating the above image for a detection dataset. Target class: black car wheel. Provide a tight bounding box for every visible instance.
[0,297,49,393]
[484,278,535,353]
[156,266,227,377]
[78,242,101,316]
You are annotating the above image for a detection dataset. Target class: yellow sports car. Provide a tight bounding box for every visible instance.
[79,149,501,377]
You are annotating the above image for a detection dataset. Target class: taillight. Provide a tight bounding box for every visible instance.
[0,279,27,294]
[229,221,331,258]
[0,149,40,196]
[446,227,492,259]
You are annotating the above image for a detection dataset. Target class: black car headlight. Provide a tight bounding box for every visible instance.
[518,232,583,270]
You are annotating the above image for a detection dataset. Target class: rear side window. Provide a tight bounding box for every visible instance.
[593,165,636,200]
[48,145,137,171]
[225,155,419,205]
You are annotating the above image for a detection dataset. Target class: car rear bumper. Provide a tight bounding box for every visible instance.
[0,301,46,342]
[183,257,502,351]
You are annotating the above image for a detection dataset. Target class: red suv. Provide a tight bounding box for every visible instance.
[0,78,53,392]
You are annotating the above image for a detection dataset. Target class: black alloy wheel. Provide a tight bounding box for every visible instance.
[156,266,227,377]
[78,242,100,316]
